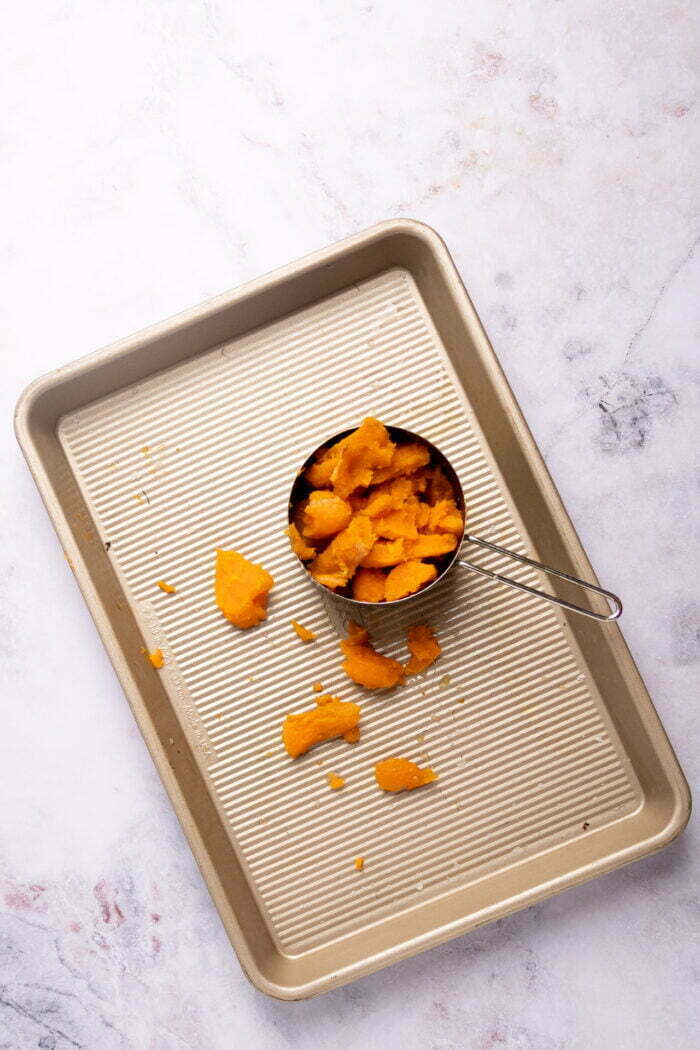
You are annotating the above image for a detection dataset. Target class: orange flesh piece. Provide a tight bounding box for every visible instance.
[405,625,442,675]
[329,418,396,498]
[354,857,365,871]
[309,515,376,589]
[427,499,464,535]
[352,568,387,603]
[291,620,316,642]
[282,697,361,758]
[375,757,438,792]
[385,560,438,602]
[305,445,340,487]
[156,580,176,594]
[371,442,430,485]
[374,502,420,540]
[360,538,406,568]
[312,681,323,692]
[301,490,353,540]
[286,523,316,561]
[340,622,404,689]
[327,773,345,790]
[406,532,459,560]
[215,549,274,629]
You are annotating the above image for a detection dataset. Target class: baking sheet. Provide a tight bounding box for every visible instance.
[16,221,690,998]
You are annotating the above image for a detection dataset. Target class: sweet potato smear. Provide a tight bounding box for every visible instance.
[215,549,274,629]
[405,625,442,675]
[290,419,463,600]
[340,621,405,689]
[375,757,438,792]
[385,560,438,602]
[282,696,361,758]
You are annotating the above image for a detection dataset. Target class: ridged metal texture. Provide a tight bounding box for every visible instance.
[59,269,640,954]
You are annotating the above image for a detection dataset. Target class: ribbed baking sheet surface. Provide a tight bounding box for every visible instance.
[59,269,640,953]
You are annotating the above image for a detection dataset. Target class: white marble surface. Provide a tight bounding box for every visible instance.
[1,1,698,1046]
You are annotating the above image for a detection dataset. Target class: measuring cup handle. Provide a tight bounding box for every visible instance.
[457,533,623,622]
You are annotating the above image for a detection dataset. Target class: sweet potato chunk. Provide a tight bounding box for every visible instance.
[282,696,361,758]
[374,499,421,541]
[340,621,404,689]
[424,466,455,505]
[427,499,464,535]
[215,549,274,629]
[286,523,316,561]
[406,532,459,560]
[360,538,407,568]
[352,568,387,603]
[385,560,438,602]
[405,625,441,675]
[330,418,395,498]
[371,442,431,485]
[305,445,340,487]
[375,757,438,792]
[301,490,353,540]
[309,515,376,589]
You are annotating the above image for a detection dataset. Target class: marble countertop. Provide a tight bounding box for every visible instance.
[2,2,697,1047]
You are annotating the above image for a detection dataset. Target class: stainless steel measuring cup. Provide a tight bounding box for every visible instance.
[288,425,622,621]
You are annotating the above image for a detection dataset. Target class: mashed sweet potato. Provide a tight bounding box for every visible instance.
[289,419,463,601]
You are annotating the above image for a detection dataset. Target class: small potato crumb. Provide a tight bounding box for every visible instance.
[291,620,316,642]
[327,773,345,790]
[312,682,324,692]
[354,857,365,871]
[156,580,176,594]
[140,646,164,669]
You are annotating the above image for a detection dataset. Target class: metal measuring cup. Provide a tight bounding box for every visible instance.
[288,425,622,621]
